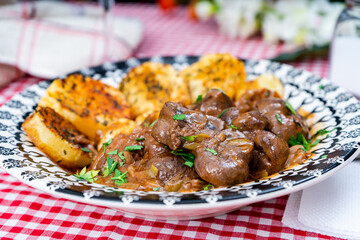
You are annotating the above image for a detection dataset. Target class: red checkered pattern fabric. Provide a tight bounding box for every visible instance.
[0,4,341,240]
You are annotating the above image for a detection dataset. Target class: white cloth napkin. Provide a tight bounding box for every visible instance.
[282,161,360,239]
[0,1,143,85]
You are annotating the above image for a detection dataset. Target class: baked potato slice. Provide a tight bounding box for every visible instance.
[236,74,284,100]
[180,53,246,102]
[22,107,94,170]
[38,74,132,139]
[119,62,191,118]
[97,118,137,150]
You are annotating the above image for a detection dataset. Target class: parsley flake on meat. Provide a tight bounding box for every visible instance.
[103,138,113,151]
[275,113,283,124]
[153,187,161,191]
[74,167,99,183]
[111,169,128,186]
[135,138,145,141]
[107,149,118,155]
[103,156,117,177]
[195,94,203,103]
[171,149,195,168]
[150,119,158,127]
[181,135,198,142]
[124,145,143,151]
[205,148,217,155]
[285,101,297,115]
[80,148,91,153]
[203,184,213,190]
[229,124,238,130]
[173,114,186,120]
[218,108,230,118]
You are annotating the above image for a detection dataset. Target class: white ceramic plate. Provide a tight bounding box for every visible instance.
[1,56,360,220]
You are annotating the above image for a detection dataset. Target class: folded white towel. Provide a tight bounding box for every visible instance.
[0,1,143,85]
[283,160,360,239]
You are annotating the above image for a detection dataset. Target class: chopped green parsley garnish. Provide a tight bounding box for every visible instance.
[205,148,217,156]
[103,138,113,151]
[107,149,118,155]
[171,149,195,168]
[74,167,99,183]
[118,151,125,161]
[229,124,238,130]
[124,145,143,151]
[321,155,328,159]
[103,156,118,177]
[173,114,186,121]
[80,148,91,153]
[285,101,297,115]
[203,184,213,190]
[150,119,158,127]
[144,123,149,127]
[275,114,283,124]
[135,138,145,141]
[319,85,324,89]
[181,135,198,142]
[111,169,128,186]
[288,133,320,152]
[312,128,337,139]
[218,108,230,118]
[153,187,161,191]
[164,145,169,149]
[195,94,203,103]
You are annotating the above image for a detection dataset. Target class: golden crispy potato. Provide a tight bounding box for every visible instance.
[119,62,191,118]
[236,74,284,100]
[180,53,246,102]
[22,107,94,170]
[97,118,137,150]
[38,74,132,139]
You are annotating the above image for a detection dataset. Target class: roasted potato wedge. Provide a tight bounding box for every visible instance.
[97,118,137,150]
[38,74,132,139]
[22,107,94,170]
[180,53,246,101]
[119,62,191,118]
[236,74,284,100]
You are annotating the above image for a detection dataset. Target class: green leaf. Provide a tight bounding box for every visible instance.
[218,108,230,118]
[171,149,195,168]
[203,184,213,190]
[181,135,198,142]
[173,114,186,121]
[205,148,217,156]
[103,138,113,151]
[321,155,328,159]
[135,138,145,141]
[144,123,149,127]
[150,119,158,127]
[118,151,125,161]
[74,167,99,183]
[285,101,297,115]
[153,187,161,191]
[275,114,283,124]
[124,145,143,151]
[103,156,118,177]
[80,148,91,153]
[195,94,203,103]
[229,124,238,130]
[312,128,337,139]
[107,149,118,155]
[111,169,128,186]
[319,85,324,89]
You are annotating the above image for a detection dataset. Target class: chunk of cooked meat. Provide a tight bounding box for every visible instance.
[146,154,199,191]
[284,145,307,168]
[152,102,223,150]
[235,89,280,112]
[253,130,289,175]
[220,107,240,125]
[231,111,268,132]
[193,89,234,117]
[256,98,309,141]
[194,129,254,187]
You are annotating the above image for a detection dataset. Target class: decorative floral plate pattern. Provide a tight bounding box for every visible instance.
[1,56,360,220]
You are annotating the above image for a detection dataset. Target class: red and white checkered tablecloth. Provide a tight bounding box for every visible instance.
[0,4,341,240]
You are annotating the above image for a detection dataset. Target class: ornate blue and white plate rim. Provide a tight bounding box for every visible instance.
[1,55,360,208]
